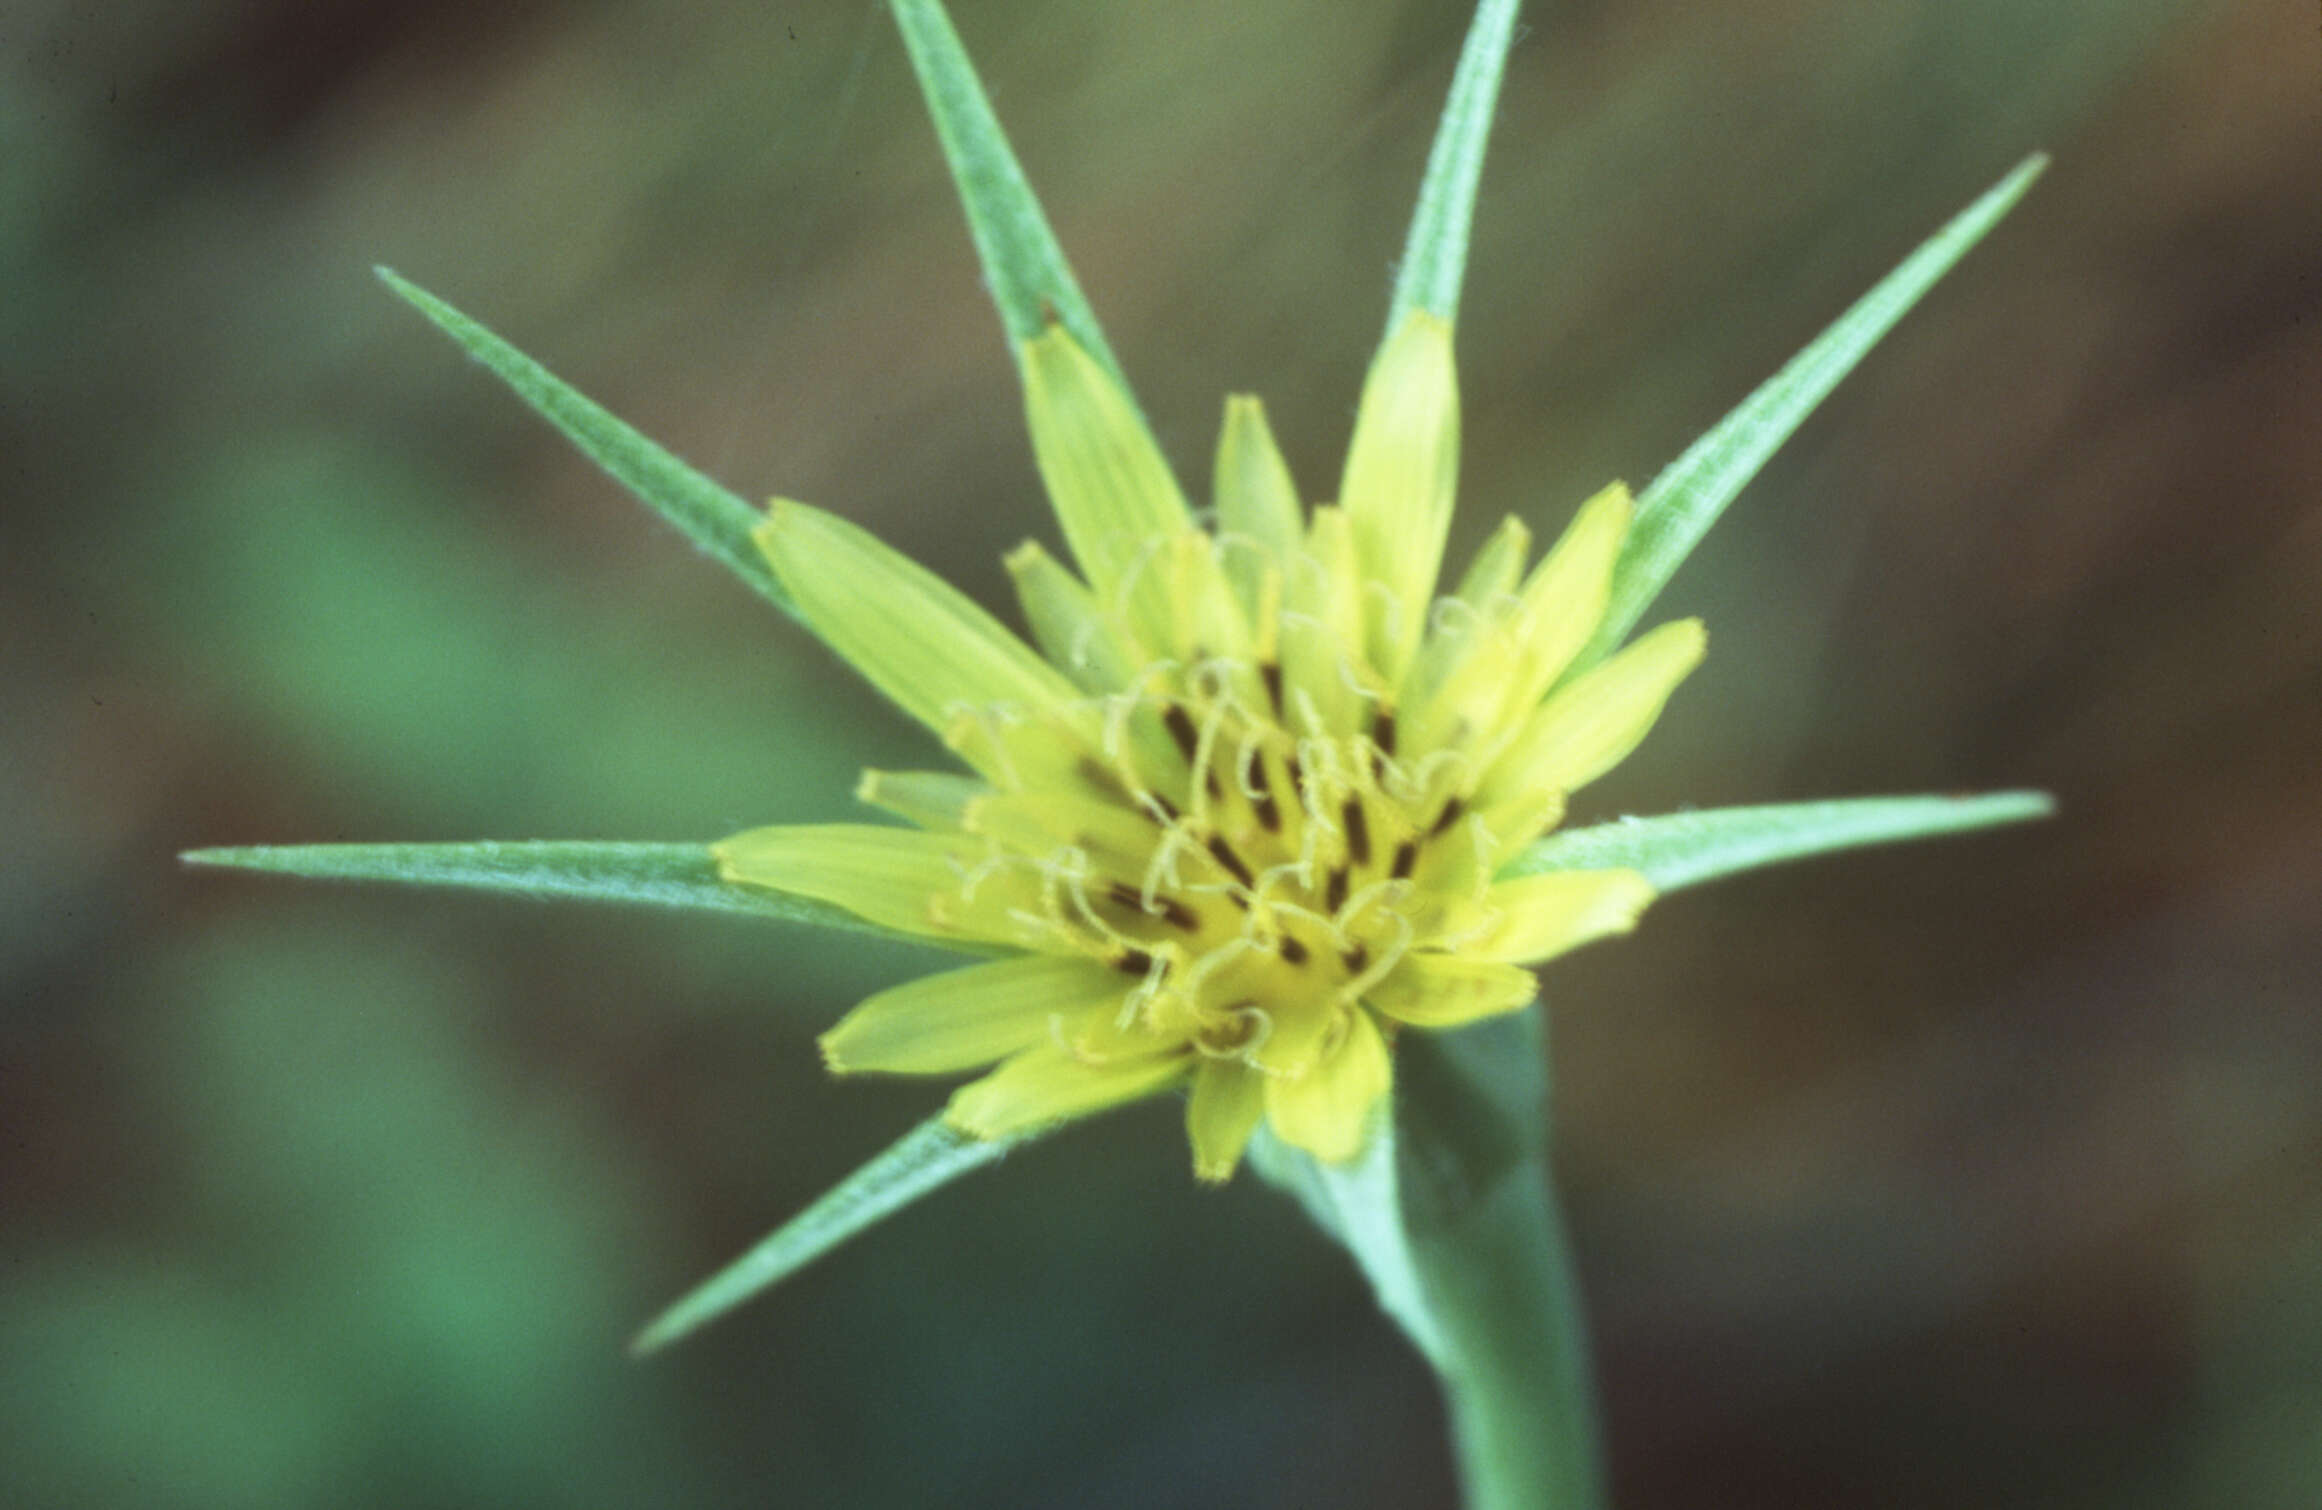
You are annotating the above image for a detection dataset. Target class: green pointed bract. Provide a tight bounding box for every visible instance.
[631,1115,1037,1355]
[888,0,1118,382]
[374,269,792,618]
[179,841,905,937]
[1587,155,2049,659]
[1387,0,1524,335]
[1506,792,2056,893]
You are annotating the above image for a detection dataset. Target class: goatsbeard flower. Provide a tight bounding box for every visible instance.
[714,311,1702,1180]
[188,3,2052,1410]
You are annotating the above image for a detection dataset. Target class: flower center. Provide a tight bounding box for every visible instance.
[952,600,1500,1078]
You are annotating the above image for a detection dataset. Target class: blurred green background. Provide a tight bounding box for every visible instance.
[7,1,2318,1506]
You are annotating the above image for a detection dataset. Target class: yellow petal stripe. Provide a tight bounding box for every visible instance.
[1187,1059,1268,1183]
[714,823,1034,950]
[1263,1008,1391,1163]
[1020,325,1193,638]
[1339,310,1459,682]
[1481,618,1706,807]
[1502,481,1631,712]
[1214,393,1304,618]
[854,769,984,831]
[1278,506,1368,735]
[821,954,1124,1075]
[1004,539,1147,693]
[947,1043,1192,1140]
[757,501,1088,748]
[1455,868,1655,964]
[1452,512,1531,606]
[1365,953,1540,1028]
[1403,485,1627,755]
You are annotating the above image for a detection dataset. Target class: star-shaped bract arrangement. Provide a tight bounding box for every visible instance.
[188,4,2048,1501]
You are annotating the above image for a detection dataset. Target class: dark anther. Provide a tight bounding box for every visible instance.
[1104,882,1196,930]
[1390,840,1418,880]
[1245,752,1282,832]
[1162,703,1201,761]
[1277,935,1309,966]
[1371,707,1397,759]
[1113,948,1155,977]
[1260,660,1284,716]
[1342,798,1371,866]
[1428,795,1466,837]
[1149,790,1182,822]
[1205,835,1256,889]
[1075,756,1129,801]
[1341,941,1370,975]
[1323,864,1350,914]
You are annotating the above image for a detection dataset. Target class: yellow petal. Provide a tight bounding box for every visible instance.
[1020,326,1193,641]
[1406,789,1566,931]
[821,955,1123,1075]
[1364,954,1538,1028]
[942,699,1120,800]
[1480,619,1705,806]
[1004,539,1148,694]
[1187,1059,1267,1183]
[962,789,1161,876]
[1502,481,1631,713]
[1340,310,1459,683]
[1249,992,1343,1080]
[1402,487,1626,756]
[855,769,985,831]
[1263,1008,1391,1164]
[713,823,1042,950]
[1158,528,1254,665]
[1453,868,1655,965]
[1278,506,1369,736]
[1213,394,1304,617]
[757,501,1091,757]
[1397,513,1530,720]
[1452,513,1531,607]
[946,1042,1190,1140]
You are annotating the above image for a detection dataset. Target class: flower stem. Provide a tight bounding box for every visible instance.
[1395,1014,1609,1509]
[1426,1163,1606,1508]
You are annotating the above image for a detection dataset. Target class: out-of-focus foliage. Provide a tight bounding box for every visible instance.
[5,1,2316,1507]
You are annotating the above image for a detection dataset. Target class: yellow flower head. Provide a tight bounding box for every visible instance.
[713,310,1704,1180]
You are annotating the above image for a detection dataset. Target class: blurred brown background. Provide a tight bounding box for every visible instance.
[5,1,2317,1506]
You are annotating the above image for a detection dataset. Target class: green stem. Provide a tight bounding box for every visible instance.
[1397,1014,1609,1509]
[1424,1161,1606,1508]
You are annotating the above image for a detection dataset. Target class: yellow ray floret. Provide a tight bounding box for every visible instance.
[1020,327,1194,644]
[756,501,1091,757]
[1339,311,1459,681]
[819,954,1126,1074]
